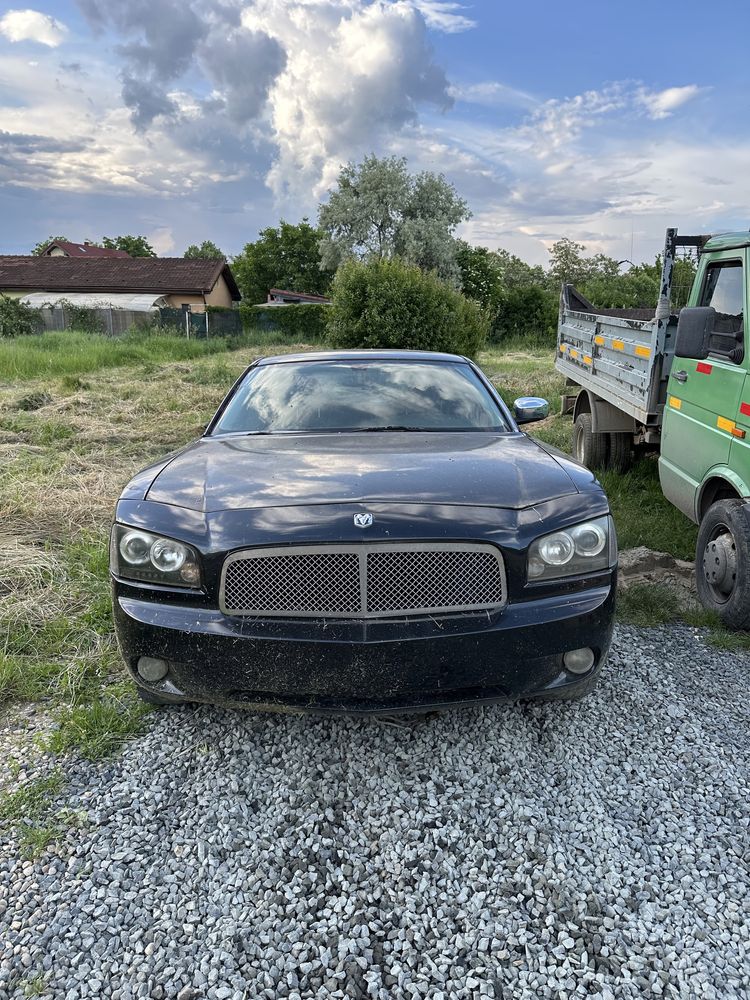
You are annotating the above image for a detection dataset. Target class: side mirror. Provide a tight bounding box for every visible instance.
[674,306,714,360]
[513,396,549,424]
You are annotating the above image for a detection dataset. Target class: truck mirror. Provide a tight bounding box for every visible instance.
[674,306,714,360]
[513,396,549,424]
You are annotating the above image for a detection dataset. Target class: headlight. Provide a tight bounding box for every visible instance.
[528,515,616,581]
[110,526,202,588]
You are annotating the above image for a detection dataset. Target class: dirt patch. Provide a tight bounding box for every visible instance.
[618,546,700,610]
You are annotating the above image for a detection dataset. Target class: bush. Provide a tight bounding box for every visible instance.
[0,295,43,338]
[56,300,105,335]
[240,302,329,341]
[490,285,558,345]
[327,258,487,357]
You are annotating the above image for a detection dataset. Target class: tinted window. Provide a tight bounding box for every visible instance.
[212,361,507,434]
[700,260,744,362]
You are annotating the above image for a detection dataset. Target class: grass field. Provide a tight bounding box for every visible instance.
[0,329,731,846]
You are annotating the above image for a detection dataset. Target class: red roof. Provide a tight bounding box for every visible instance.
[268,288,331,303]
[44,241,131,258]
[0,256,241,299]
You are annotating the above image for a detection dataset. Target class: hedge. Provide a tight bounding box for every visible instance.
[240,303,330,341]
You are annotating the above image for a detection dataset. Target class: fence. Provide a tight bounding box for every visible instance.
[36,306,153,336]
[33,305,243,338]
[157,308,242,338]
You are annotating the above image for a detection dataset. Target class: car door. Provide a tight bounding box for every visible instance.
[661,249,747,519]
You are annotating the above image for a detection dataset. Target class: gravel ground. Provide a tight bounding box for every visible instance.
[1,624,749,1000]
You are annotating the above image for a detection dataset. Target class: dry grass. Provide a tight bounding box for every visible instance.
[0,346,265,751]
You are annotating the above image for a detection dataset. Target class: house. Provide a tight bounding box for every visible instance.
[42,240,130,258]
[0,256,241,312]
[266,288,331,305]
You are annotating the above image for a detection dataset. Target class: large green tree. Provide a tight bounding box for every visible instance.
[318,155,470,284]
[183,240,226,260]
[101,235,156,257]
[233,219,334,304]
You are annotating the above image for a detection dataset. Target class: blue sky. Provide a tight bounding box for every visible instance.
[1,1,749,265]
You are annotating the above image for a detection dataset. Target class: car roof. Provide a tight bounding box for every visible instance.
[256,349,469,366]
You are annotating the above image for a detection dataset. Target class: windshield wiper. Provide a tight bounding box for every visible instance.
[358,425,425,432]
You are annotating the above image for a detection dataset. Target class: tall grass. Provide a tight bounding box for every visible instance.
[0,330,239,381]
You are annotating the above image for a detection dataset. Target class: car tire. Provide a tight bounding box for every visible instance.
[695,499,750,630]
[607,432,633,473]
[136,686,182,706]
[572,413,608,469]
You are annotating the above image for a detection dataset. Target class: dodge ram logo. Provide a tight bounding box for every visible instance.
[354,513,373,528]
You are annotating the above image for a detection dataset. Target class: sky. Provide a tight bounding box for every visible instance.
[1,0,749,266]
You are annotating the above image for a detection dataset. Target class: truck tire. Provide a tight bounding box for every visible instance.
[573,413,608,469]
[608,432,633,473]
[695,499,750,630]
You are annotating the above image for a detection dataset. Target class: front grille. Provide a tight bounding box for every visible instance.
[220,543,506,619]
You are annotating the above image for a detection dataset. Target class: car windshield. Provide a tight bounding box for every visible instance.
[211,360,508,434]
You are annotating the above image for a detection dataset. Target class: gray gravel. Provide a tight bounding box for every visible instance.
[1,624,749,999]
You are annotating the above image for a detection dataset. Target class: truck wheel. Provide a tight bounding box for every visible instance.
[573,413,608,469]
[608,432,633,473]
[696,499,750,630]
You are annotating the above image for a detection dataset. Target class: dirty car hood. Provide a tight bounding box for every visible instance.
[144,431,580,512]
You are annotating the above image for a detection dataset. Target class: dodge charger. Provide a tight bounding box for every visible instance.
[111,350,616,711]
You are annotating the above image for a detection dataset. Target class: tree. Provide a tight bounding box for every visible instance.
[455,241,502,309]
[233,219,334,304]
[328,258,487,358]
[547,237,591,287]
[31,235,69,255]
[491,285,558,345]
[101,235,156,257]
[318,155,470,284]
[184,240,226,260]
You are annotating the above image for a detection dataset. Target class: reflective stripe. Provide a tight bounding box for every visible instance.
[612,339,625,351]
[570,349,578,359]
[717,416,735,433]
[669,396,682,409]
[740,402,750,417]
[583,354,592,365]
[696,362,713,374]
[732,427,746,439]
[594,335,605,346]
[635,345,651,358]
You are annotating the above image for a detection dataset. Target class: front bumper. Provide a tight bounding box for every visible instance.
[113,572,616,713]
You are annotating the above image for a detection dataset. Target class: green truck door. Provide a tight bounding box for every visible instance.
[660,249,748,521]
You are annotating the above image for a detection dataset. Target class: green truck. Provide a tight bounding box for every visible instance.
[556,227,750,627]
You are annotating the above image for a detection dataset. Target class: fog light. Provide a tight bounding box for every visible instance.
[563,647,595,675]
[137,656,168,682]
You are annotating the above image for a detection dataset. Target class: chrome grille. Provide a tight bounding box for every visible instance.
[223,550,360,616]
[220,542,505,619]
[367,548,503,614]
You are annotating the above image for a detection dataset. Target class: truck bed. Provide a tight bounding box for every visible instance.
[555,285,677,427]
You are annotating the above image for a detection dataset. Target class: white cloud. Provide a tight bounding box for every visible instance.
[450,80,537,109]
[638,84,702,119]
[148,226,176,254]
[241,0,452,199]
[0,9,68,47]
[410,1,476,32]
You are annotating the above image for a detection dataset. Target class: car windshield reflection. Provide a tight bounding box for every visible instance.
[211,360,508,435]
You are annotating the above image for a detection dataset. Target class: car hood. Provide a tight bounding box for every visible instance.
[144,431,581,513]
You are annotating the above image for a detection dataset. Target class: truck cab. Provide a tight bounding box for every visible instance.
[659,233,749,522]
[660,232,750,627]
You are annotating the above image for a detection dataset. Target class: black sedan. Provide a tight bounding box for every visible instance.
[111,350,616,712]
